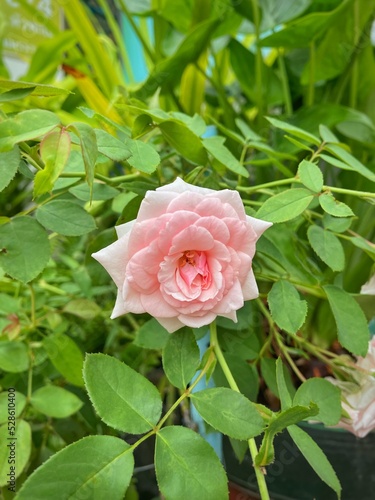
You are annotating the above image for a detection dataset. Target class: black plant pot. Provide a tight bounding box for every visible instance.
[223,423,375,500]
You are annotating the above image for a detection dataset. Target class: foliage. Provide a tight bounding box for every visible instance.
[0,1,375,499]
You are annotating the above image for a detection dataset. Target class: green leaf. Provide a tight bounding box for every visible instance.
[34,129,71,197]
[0,391,26,424]
[229,39,283,106]
[307,225,345,272]
[125,139,160,173]
[36,200,96,236]
[293,378,342,426]
[323,145,375,182]
[95,129,131,161]
[16,435,134,500]
[0,216,51,283]
[43,333,84,386]
[319,192,354,217]
[214,353,259,402]
[256,188,314,223]
[31,386,83,418]
[163,329,200,389]
[63,298,101,320]
[0,87,35,102]
[133,318,170,350]
[203,136,249,177]
[155,426,228,500]
[268,280,308,334]
[255,403,319,466]
[276,358,293,410]
[298,160,323,192]
[0,110,60,152]
[0,147,20,192]
[266,117,321,145]
[0,342,29,372]
[69,182,119,201]
[261,357,296,400]
[323,214,352,233]
[190,387,264,440]
[259,1,349,49]
[323,285,370,356]
[69,123,98,194]
[159,120,207,165]
[0,79,70,97]
[0,420,31,487]
[319,124,339,143]
[83,353,162,433]
[134,18,219,100]
[288,425,341,498]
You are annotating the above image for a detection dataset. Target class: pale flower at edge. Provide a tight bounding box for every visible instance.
[92,178,272,333]
[326,337,375,438]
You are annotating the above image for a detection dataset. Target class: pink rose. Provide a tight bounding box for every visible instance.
[326,337,375,437]
[92,178,271,332]
[327,377,375,438]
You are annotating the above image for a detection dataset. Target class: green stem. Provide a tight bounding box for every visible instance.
[29,283,36,329]
[210,322,270,500]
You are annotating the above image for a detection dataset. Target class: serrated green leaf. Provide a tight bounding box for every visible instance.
[298,160,323,192]
[133,318,170,350]
[268,281,308,334]
[256,188,314,223]
[63,298,101,320]
[69,123,98,194]
[0,342,29,373]
[307,225,345,272]
[319,192,354,217]
[83,353,162,433]
[266,117,320,145]
[69,182,119,201]
[190,387,264,440]
[203,136,248,177]
[255,403,319,466]
[0,420,31,486]
[0,391,26,424]
[0,110,60,151]
[276,358,293,410]
[0,216,50,283]
[322,214,352,232]
[125,139,160,173]
[163,329,200,389]
[319,124,339,143]
[293,378,341,426]
[31,386,83,418]
[155,426,228,500]
[323,285,370,356]
[43,333,84,386]
[36,200,97,236]
[323,145,375,182]
[34,129,71,197]
[94,129,131,161]
[0,147,20,192]
[288,425,341,498]
[0,79,70,97]
[16,435,134,500]
[160,120,207,165]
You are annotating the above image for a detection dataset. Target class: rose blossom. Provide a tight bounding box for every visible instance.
[92,178,271,333]
[326,337,375,438]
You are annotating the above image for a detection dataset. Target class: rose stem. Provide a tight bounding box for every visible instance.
[209,321,270,500]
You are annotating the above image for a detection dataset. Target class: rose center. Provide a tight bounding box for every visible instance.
[177,250,211,289]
